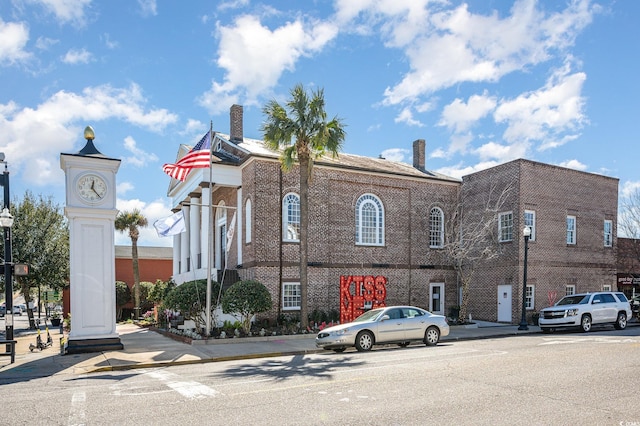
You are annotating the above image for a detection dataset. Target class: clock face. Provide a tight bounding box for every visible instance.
[77,174,107,202]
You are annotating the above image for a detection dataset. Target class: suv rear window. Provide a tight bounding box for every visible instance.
[615,293,629,303]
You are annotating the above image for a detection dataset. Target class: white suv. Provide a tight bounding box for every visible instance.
[539,292,631,333]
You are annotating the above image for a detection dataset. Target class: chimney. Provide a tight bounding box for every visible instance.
[413,139,425,172]
[230,104,243,143]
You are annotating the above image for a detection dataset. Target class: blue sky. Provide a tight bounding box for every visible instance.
[1,0,638,247]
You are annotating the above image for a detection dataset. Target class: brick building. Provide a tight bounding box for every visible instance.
[617,238,640,298]
[115,245,173,314]
[166,105,620,324]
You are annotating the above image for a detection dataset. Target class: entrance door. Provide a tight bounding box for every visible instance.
[497,285,512,322]
[429,283,444,315]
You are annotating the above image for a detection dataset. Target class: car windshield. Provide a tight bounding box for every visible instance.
[556,295,590,305]
[353,309,384,322]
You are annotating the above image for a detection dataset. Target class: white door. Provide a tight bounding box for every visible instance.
[429,283,445,315]
[497,285,512,322]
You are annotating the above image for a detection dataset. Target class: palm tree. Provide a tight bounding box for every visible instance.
[261,84,346,328]
[115,209,148,320]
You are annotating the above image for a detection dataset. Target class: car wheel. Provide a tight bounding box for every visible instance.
[614,312,627,330]
[355,331,374,352]
[398,342,410,348]
[424,326,440,346]
[541,328,551,334]
[333,348,346,353]
[580,314,592,332]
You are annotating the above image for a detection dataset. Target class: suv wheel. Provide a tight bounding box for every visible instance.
[614,312,627,330]
[580,314,592,332]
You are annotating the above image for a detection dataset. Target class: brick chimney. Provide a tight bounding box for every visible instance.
[230,104,243,143]
[413,139,426,172]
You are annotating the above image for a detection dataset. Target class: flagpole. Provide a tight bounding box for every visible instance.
[205,121,214,336]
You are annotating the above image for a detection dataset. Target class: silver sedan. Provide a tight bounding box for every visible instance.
[316,305,449,353]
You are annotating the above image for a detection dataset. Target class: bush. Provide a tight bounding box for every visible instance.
[221,280,272,334]
[163,279,221,331]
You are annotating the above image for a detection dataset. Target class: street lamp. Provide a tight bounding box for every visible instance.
[0,155,14,348]
[518,226,531,330]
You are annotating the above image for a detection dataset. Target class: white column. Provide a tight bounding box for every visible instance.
[201,186,211,271]
[190,196,201,269]
[172,233,180,276]
[236,188,243,265]
[180,205,190,272]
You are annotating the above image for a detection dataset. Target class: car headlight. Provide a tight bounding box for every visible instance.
[566,309,579,317]
[333,328,349,336]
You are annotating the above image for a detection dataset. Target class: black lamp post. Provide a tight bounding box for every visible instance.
[0,154,14,348]
[518,226,531,330]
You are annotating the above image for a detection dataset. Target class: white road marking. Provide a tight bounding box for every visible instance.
[145,369,219,399]
[68,391,86,426]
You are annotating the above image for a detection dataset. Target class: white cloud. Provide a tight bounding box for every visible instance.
[439,92,497,134]
[473,140,528,163]
[436,160,501,180]
[61,48,93,64]
[35,36,58,50]
[557,159,587,172]
[380,147,409,162]
[494,65,587,144]
[394,107,423,127]
[199,15,338,114]
[28,0,93,26]
[117,181,134,195]
[0,20,31,65]
[0,83,177,187]
[122,136,159,167]
[368,0,596,106]
[137,0,157,17]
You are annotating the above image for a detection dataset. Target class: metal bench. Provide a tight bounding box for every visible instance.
[0,340,17,364]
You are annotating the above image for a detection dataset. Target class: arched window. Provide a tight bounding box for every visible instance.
[245,198,252,244]
[429,207,444,248]
[283,193,300,242]
[356,194,384,245]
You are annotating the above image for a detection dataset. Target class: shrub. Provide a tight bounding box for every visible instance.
[221,280,272,334]
[163,279,221,331]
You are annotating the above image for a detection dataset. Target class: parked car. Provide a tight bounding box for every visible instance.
[316,305,449,353]
[629,295,640,317]
[0,305,5,317]
[12,305,22,315]
[539,292,631,333]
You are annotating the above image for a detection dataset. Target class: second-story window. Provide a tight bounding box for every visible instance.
[524,210,536,242]
[604,219,612,247]
[356,194,384,246]
[283,193,300,242]
[566,215,576,245]
[498,211,513,242]
[429,207,444,248]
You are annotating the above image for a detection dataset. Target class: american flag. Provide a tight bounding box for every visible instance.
[163,130,212,181]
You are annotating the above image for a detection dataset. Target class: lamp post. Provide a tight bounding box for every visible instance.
[518,226,531,331]
[0,154,14,347]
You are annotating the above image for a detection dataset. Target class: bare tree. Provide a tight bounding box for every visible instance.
[618,187,640,269]
[441,180,514,323]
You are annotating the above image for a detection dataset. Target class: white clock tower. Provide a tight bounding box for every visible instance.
[60,126,123,353]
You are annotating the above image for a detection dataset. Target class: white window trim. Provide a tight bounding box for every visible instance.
[282,193,300,242]
[525,285,535,310]
[429,207,444,248]
[498,211,514,242]
[602,284,612,291]
[565,285,576,296]
[355,193,385,246]
[604,219,612,247]
[245,198,252,244]
[524,210,536,242]
[566,215,576,245]
[282,281,301,311]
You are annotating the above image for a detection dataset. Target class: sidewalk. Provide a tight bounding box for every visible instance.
[0,320,550,379]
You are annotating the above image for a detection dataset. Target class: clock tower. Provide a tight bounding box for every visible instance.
[60,126,123,353]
